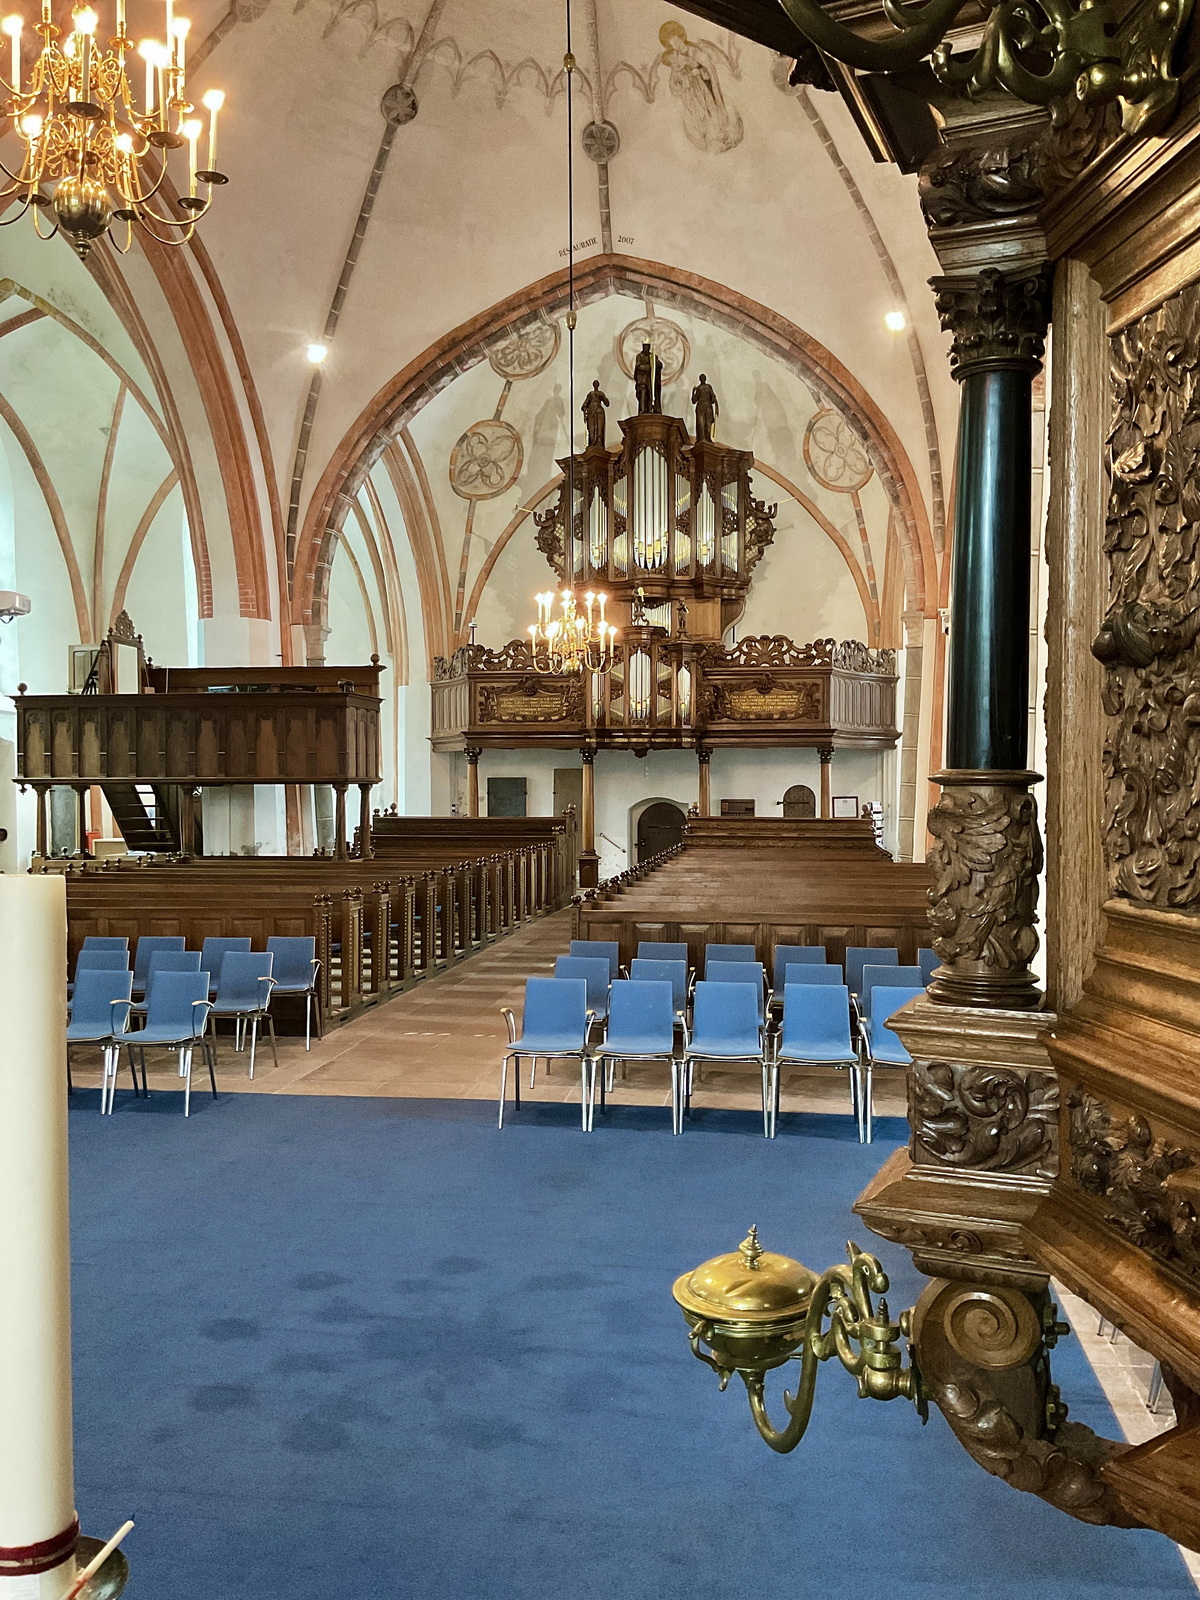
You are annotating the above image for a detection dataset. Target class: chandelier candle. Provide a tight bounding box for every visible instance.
[0,0,229,255]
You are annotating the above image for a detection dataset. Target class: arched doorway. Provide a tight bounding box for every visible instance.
[782,784,816,819]
[636,802,686,862]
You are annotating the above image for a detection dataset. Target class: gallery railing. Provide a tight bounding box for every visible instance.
[431,635,898,752]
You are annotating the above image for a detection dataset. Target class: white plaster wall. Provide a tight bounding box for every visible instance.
[473,742,895,879]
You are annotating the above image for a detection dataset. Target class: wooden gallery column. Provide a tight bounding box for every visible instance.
[578,748,599,888]
[925,263,1051,1010]
[854,117,1096,1526]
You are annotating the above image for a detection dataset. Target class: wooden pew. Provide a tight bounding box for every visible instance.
[572,819,932,970]
[41,828,569,1027]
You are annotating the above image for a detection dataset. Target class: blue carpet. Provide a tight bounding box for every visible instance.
[66,1091,1193,1600]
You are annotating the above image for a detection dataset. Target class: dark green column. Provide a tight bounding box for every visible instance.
[927,265,1052,1010]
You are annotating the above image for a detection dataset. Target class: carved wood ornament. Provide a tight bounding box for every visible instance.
[926,775,1043,1008]
[1068,1089,1200,1282]
[912,1060,1058,1177]
[1095,283,1200,909]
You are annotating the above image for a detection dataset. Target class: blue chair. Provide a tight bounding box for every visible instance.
[770,984,858,1139]
[782,963,844,987]
[860,966,924,1021]
[704,943,756,973]
[706,960,768,1022]
[111,970,215,1117]
[67,969,134,1113]
[210,953,277,1079]
[75,948,129,974]
[860,985,924,1143]
[918,947,939,985]
[591,980,678,1130]
[680,981,766,1136]
[845,946,898,997]
[141,949,202,1009]
[554,955,612,1024]
[629,958,688,1017]
[81,936,129,952]
[68,946,129,1001]
[569,939,621,979]
[200,936,253,996]
[132,935,186,997]
[499,977,592,1131]
[266,936,322,1048]
[637,941,689,967]
[772,945,828,990]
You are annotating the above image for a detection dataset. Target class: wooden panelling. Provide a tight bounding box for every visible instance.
[17,689,382,786]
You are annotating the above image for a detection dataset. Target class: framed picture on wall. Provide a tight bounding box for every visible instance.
[831,795,860,820]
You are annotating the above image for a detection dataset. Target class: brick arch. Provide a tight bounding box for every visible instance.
[294,253,937,636]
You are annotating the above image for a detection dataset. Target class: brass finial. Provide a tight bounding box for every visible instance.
[739,1225,764,1270]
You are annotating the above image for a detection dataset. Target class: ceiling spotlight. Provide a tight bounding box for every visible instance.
[306,343,328,365]
[884,310,907,332]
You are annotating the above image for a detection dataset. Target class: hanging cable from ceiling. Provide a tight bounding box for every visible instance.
[564,0,576,559]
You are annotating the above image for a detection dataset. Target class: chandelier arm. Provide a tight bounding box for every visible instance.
[134,202,202,226]
[131,215,195,245]
[776,0,969,72]
[121,155,173,207]
[0,196,33,224]
[0,152,34,183]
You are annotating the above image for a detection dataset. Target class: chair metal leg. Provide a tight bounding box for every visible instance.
[181,1046,192,1117]
[498,1054,508,1129]
[266,1014,280,1071]
[1148,1360,1167,1414]
[671,1060,684,1135]
[104,1043,120,1114]
[761,1063,771,1139]
[305,992,312,1051]
[136,1046,148,1096]
[205,1039,218,1099]
[314,987,324,1041]
[580,1057,591,1133]
[862,1063,874,1144]
[248,1015,259,1080]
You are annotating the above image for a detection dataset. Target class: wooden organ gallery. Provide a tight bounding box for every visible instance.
[433,377,900,883]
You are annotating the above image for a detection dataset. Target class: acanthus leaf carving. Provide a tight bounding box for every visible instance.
[932,266,1053,380]
[919,130,1046,231]
[534,505,565,580]
[1098,286,1200,909]
[912,1059,1058,1177]
[1068,1089,1200,1281]
[926,777,1042,1005]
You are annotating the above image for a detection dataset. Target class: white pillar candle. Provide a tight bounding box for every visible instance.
[0,877,77,1599]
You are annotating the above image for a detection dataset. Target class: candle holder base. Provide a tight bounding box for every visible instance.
[72,1536,130,1600]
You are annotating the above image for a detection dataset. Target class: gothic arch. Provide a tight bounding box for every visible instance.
[293,253,937,637]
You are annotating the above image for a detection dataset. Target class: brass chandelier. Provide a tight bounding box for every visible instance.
[0,0,227,256]
[528,589,617,676]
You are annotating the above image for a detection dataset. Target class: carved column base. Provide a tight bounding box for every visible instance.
[856,997,1148,1532]
[926,769,1044,1009]
[911,1276,1138,1528]
[855,997,1058,1287]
